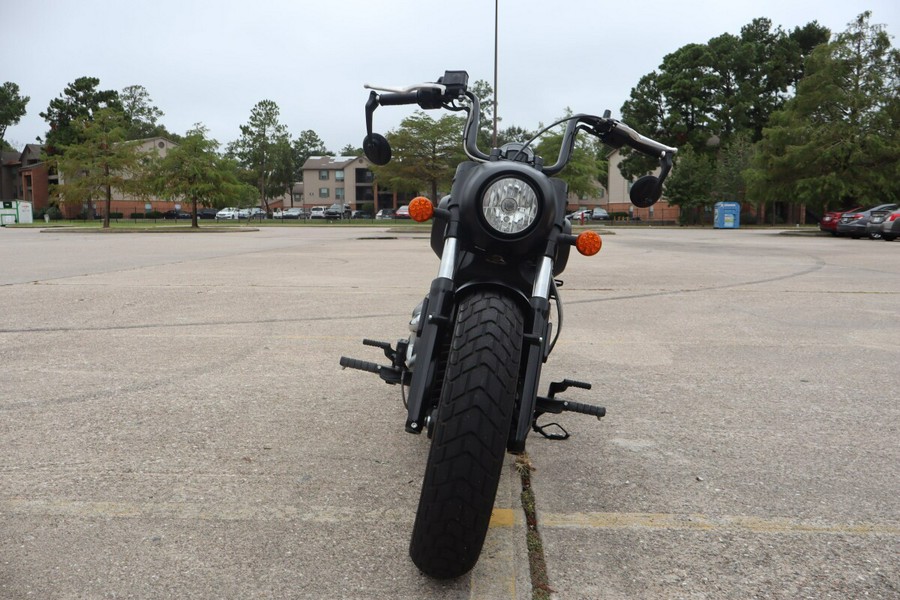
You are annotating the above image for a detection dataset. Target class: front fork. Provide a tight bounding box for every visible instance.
[509,256,553,453]
[405,243,555,455]
[404,237,458,433]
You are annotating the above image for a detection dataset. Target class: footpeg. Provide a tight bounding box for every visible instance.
[340,338,411,385]
[532,378,605,440]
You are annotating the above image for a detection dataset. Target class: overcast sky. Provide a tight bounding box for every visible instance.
[3,0,898,153]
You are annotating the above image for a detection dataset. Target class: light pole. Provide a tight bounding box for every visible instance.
[492,0,499,149]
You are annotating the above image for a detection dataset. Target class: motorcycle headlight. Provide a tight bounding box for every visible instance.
[481,177,539,235]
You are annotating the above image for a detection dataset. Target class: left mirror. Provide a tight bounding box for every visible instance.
[363,133,392,165]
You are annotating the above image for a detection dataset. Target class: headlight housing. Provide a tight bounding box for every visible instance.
[481,177,539,236]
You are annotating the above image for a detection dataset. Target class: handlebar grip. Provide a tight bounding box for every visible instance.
[339,356,381,374]
[378,92,420,106]
[561,400,606,418]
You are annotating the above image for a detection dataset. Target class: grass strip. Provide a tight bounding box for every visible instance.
[516,453,554,600]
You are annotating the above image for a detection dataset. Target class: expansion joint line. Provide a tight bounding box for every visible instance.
[516,453,554,600]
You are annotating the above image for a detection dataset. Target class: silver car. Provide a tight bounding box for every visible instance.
[881,209,900,241]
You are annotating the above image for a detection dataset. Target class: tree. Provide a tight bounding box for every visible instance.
[227,100,291,211]
[40,77,122,154]
[618,18,829,180]
[471,79,497,149]
[748,12,900,213]
[339,143,363,156]
[292,130,330,181]
[534,112,606,200]
[661,145,717,224]
[497,124,534,146]
[120,84,168,140]
[0,82,29,147]
[369,111,466,201]
[50,108,146,228]
[151,124,254,227]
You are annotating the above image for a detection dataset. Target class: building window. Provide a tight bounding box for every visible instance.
[356,168,374,183]
[319,187,330,198]
[336,170,344,182]
[336,187,344,201]
[319,170,329,180]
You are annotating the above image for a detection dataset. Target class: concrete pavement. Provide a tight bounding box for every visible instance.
[0,225,897,598]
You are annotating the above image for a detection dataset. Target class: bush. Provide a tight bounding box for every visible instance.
[130,213,145,219]
[146,211,163,219]
[109,212,123,219]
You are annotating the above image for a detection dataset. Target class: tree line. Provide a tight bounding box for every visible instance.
[621,12,899,223]
[0,77,346,228]
[373,12,897,224]
[2,11,896,227]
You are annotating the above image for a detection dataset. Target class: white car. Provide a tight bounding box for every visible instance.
[215,207,240,220]
[567,209,593,223]
[310,206,327,219]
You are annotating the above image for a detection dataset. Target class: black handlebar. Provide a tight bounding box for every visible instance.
[597,120,676,158]
[365,70,676,175]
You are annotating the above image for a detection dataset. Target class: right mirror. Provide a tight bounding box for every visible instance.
[629,175,661,208]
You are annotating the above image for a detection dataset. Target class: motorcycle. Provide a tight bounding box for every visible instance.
[340,70,676,578]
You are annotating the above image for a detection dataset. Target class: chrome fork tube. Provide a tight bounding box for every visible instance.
[437,237,458,280]
[531,255,553,299]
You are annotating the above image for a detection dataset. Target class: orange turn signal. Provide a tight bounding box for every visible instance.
[575,231,602,256]
[409,197,434,222]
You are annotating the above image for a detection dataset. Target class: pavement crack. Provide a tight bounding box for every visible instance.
[516,453,554,600]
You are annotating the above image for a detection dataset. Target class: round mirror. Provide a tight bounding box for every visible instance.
[363,133,392,165]
[629,175,661,208]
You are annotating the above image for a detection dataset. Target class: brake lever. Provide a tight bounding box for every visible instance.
[363,82,447,94]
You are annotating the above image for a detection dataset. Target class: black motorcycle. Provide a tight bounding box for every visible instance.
[341,70,676,578]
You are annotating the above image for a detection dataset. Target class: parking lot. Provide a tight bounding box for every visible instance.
[1,226,898,599]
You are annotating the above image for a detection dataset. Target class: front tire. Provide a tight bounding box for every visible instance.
[409,290,524,579]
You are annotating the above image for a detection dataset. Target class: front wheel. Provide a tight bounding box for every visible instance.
[409,290,525,579]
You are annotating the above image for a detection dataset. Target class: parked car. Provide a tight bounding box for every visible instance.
[819,206,861,235]
[283,208,308,220]
[351,210,373,219]
[197,208,219,219]
[866,207,898,239]
[590,208,610,221]
[395,205,410,219]
[879,209,900,241]
[324,203,351,219]
[567,209,593,223]
[215,207,240,220]
[162,209,191,220]
[837,204,899,239]
[237,208,251,219]
[247,207,267,220]
[375,209,396,220]
[310,206,327,219]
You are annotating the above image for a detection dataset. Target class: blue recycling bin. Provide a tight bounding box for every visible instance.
[714,202,740,229]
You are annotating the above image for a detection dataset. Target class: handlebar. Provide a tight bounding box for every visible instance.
[594,119,677,158]
[364,70,676,175]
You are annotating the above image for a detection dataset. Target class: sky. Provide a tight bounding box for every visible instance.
[3,0,898,154]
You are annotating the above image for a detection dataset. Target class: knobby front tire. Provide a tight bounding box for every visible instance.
[409,290,525,579]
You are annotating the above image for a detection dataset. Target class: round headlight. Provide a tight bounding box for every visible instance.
[481,177,539,235]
